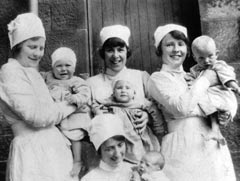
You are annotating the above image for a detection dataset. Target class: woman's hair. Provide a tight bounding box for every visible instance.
[11,43,22,58]
[97,135,126,155]
[99,37,132,59]
[155,30,190,57]
[10,36,43,58]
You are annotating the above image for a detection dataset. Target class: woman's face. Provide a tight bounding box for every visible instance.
[100,137,126,168]
[160,33,187,69]
[16,37,45,69]
[104,46,127,73]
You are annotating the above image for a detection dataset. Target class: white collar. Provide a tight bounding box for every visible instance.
[161,64,185,75]
[99,160,124,172]
[104,67,127,80]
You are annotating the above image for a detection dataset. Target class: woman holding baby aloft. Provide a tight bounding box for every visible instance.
[87,25,161,163]
[0,13,78,181]
[147,24,236,180]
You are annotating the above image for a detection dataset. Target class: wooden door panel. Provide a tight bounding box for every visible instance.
[88,0,201,74]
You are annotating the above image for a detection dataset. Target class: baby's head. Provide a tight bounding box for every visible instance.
[51,47,77,80]
[112,80,135,103]
[138,151,165,175]
[191,35,218,69]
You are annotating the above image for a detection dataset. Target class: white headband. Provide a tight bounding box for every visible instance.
[89,114,126,150]
[154,24,187,48]
[100,25,131,46]
[8,13,46,49]
[51,47,77,67]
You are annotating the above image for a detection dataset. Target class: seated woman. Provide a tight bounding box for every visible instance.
[81,113,135,181]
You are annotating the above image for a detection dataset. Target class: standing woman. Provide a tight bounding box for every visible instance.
[148,24,236,180]
[87,25,161,162]
[0,13,78,181]
[81,114,134,181]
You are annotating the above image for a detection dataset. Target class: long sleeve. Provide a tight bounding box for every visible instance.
[141,71,151,99]
[0,61,76,127]
[212,60,236,85]
[148,71,211,118]
[71,78,91,108]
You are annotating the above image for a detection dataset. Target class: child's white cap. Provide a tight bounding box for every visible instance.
[154,24,187,48]
[51,47,77,67]
[8,13,46,49]
[89,114,126,150]
[100,25,131,46]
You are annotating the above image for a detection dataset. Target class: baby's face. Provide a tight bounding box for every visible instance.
[52,59,75,80]
[138,155,160,175]
[113,80,135,103]
[193,44,218,69]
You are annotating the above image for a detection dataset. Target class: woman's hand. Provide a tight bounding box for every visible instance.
[201,69,220,86]
[134,111,148,134]
[218,110,232,126]
[184,73,195,86]
[91,101,109,115]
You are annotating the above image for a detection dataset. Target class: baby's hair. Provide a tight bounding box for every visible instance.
[191,35,216,54]
[145,151,165,170]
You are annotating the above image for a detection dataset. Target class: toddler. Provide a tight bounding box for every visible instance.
[188,35,239,146]
[92,80,165,163]
[42,47,91,177]
[131,151,170,181]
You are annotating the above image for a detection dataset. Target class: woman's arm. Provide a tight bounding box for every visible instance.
[141,71,151,99]
[69,79,91,108]
[148,71,212,118]
[0,65,76,127]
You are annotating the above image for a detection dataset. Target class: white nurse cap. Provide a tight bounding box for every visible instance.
[8,12,46,49]
[100,25,131,46]
[154,24,187,48]
[89,114,126,150]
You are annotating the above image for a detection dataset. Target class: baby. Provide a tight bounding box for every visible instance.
[41,47,91,177]
[131,151,170,181]
[92,80,164,162]
[188,35,239,146]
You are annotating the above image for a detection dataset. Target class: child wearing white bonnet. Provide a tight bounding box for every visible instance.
[51,47,77,68]
[41,46,91,177]
[81,113,134,181]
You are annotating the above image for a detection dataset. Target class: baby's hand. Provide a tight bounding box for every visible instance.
[234,87,240,96]
[65,94,77,105]
[71,84,79,94]
[218,110,231,126]
[91,101,109,115]
[130,170,141,181]
[184,73,195,86]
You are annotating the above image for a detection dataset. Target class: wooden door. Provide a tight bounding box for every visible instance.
[87,0,201,75]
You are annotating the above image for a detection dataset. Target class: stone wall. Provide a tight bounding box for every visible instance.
[0,0,240,180]
[198,0,240,180]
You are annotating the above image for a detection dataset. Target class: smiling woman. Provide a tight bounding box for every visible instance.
[87,25,161,164]
[81,114,134,181]
[13,37,45,69]
[148,24,236,181]
[0,13,78,181]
